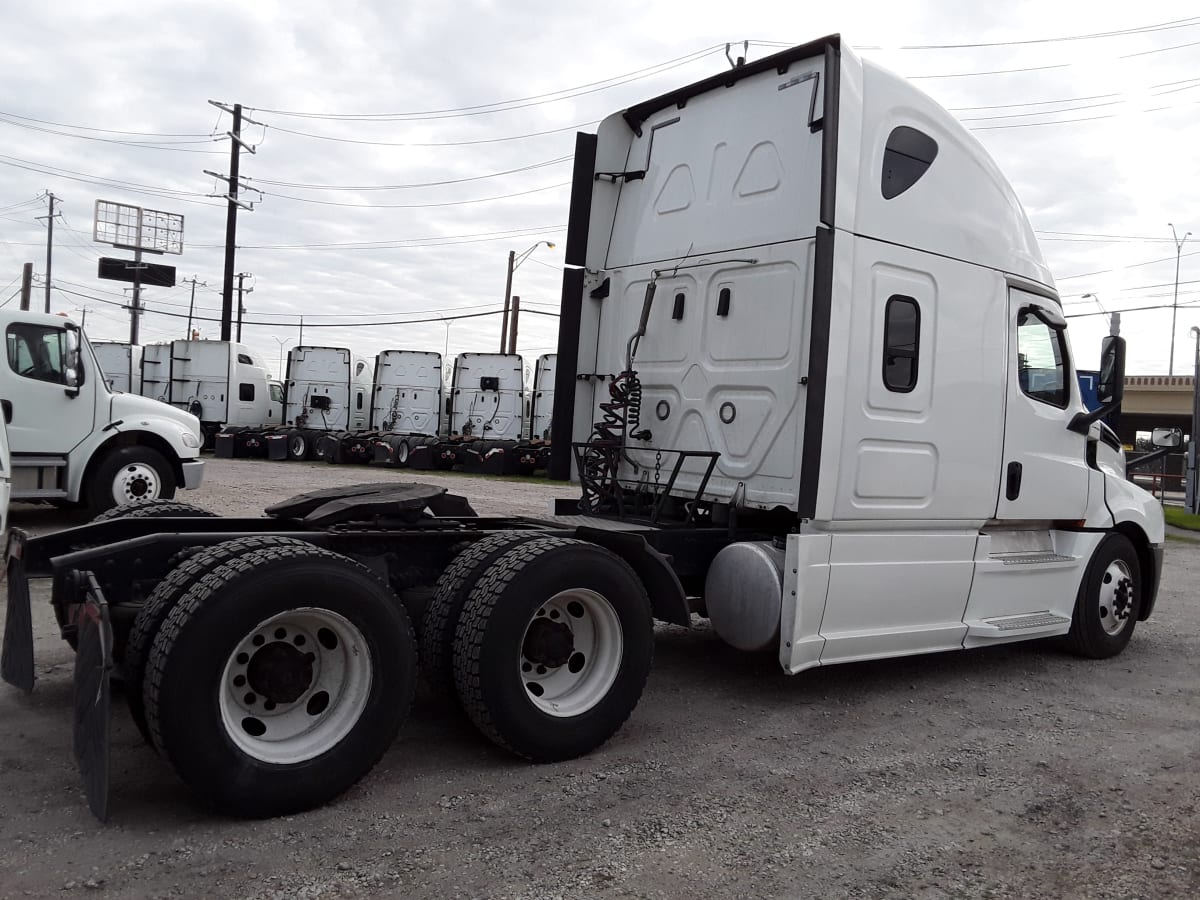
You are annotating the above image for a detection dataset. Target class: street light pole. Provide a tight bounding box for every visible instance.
[501,240,556,352]
[1169,223,1191,375]
[272,336,288,380]
[1191,326,1200,514]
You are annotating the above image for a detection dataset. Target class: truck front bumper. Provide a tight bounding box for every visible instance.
[181,459,205,490]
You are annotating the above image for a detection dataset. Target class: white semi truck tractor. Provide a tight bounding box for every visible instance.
[1,36,1164,822]
[0,310,204,514]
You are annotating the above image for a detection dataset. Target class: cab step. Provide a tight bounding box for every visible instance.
[966,611,1071,639]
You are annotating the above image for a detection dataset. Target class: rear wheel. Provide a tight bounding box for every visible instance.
[91,499,214,523]
[1065,533,1141,659]
[124,536,315,747]
[143,543,417,817]
[420,533,536,696]
[286,430,308,461]
[452,537,653,761]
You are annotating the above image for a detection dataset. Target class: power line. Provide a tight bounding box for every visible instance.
[0,115,226,153]
[249,45,726,120]
[187,222,567,251]
[249,155,571,191]
[258,181,570,210]
[264,119,601,148]
[0,109,214,138]
[1057,249,1200,280]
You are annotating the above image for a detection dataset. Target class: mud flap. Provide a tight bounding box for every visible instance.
[1,552,34,692]
[72,574,113,822]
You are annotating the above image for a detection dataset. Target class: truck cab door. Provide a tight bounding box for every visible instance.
[2,321,96,454]
[995,289,1088,520]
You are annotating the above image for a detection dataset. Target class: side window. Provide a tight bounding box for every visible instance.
[356,391,364,410]
[6,324,68,385]
[882,126,938,200]
[239,383,255,401]
[269,383,284,403]
[882,295,920,392]
[1016,309,1069,408]
[237,353,253,365]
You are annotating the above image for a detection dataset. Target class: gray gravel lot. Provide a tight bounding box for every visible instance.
[1,458,1197,898]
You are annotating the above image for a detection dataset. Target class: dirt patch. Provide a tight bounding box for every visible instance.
[1,459,1196,898]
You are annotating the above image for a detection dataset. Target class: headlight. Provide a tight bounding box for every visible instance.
[181,431,201,449]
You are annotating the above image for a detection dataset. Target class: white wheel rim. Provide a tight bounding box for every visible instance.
[218,608,373,764]
[519,588,623,718]
[397,441,409,464]
[290,436,306,457]
[114,462,161,504]
[1097,559,1134,636]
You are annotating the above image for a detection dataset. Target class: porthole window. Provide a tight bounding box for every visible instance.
[881,126,938,200]
[883,296,920,392]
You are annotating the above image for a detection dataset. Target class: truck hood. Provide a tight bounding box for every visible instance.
[108,391,203,438]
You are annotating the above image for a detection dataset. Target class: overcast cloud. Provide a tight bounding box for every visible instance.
[1,0,1197,377]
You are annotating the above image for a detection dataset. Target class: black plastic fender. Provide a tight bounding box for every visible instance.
[574,527,690,627]
[72,572,114,822]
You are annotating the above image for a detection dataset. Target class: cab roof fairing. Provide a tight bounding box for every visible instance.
[838,53,1055,290]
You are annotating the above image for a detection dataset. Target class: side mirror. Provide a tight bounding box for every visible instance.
[1096,335,1125,406]
[1069,335,1126,435]
[1151,426,1183,449]
[63,326,83,397]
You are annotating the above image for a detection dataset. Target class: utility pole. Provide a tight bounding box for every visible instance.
[182,275,206,339]
[206,100,262,342]
[298,315,304,347]
[236,272,252,341]
[19,262,32,311]
[507,296,520,355]
[130,248,144,344]
[1169,223,1192,376]
[35,192,60,313]
[500,250,515,352]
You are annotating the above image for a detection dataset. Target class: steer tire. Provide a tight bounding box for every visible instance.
[419,532,537,697]
[91,499,215,523]
[87,446,177,516]
[143,543,418,818]
[451,537,653,762]
[124,536,316,748]
[1065,533,1142,659]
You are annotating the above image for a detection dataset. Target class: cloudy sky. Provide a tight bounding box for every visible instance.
[1,1,1197,378]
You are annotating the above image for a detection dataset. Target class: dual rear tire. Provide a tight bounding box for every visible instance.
[133,538,418,817]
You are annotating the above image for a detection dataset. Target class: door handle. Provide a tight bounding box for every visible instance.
[1006,461,1023,501]
[1,399,11,423]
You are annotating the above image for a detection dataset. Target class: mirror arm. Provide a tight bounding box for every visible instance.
[1068,401,1119,436]
[1126,446,1176,472]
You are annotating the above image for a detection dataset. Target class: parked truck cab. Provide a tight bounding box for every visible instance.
[551,35,1163,669]
[0,311,204,513]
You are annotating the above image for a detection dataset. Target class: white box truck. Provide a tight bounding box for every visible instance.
[90,341,142,394]
[528,353,556,441]
[141,339,283,441]
[447,352,523,440]
[2,37,1165,821]
[0,310,204,513]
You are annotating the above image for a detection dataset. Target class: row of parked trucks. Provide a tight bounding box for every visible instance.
[92,340,559,472]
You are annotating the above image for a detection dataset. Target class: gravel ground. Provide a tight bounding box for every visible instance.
[0,458,1197,899]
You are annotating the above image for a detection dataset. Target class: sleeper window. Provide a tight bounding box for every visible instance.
[1017,310,1069,408]
[881,126,938,200]
[882,296,920,392]
[239,383,255,402]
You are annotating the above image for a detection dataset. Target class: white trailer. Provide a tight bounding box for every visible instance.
[140,340,282,438]
[370,350,443,434]
[447,352,523,440]
[90,341,142,394]
[2,36,1166,822]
